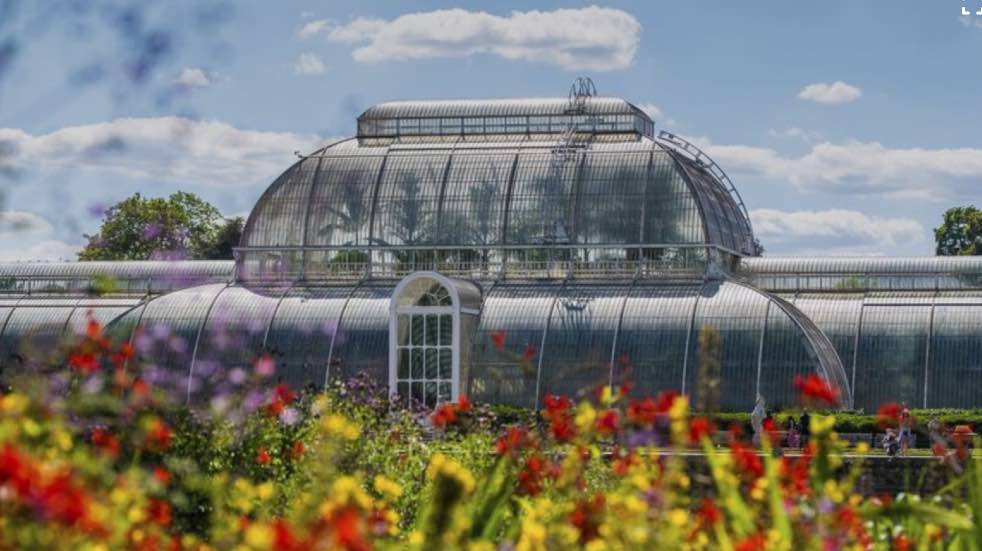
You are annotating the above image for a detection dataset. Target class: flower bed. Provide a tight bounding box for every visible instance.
[0,320,981,549]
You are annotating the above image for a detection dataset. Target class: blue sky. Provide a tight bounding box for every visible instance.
[1,0,981,259]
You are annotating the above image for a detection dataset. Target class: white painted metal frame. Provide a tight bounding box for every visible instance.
[388,272,463,404]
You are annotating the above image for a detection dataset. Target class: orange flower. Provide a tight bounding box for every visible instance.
[257,447,272,465]
[735,532,767,551]
[457,395,471,412]
[496,426,529,456]
[91,428,120,458]
[146,418,172,451]
[153,466,171,486]
[291,440,306,460]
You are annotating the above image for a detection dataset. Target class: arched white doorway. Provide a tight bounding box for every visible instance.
[389,272,481,407]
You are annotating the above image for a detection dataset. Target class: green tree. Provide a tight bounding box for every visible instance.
[79,192,240,260]
[935,206,982,256]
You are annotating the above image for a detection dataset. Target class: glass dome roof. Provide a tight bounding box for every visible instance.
[238,98,757,281]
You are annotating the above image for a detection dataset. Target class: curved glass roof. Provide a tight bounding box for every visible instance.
[740,257,982,291]
[786,291,982,411]
[99,278,847,410]
[0,296,145,371]
[0,261,234,295]
[239,133,757,281]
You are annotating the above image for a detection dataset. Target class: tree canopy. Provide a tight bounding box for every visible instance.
[935,206,982,256]
[79,192,243,261]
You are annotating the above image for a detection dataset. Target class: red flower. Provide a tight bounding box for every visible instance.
[611,449,636,476]
[877,403,902,428]
[549,417,577,443]
[653,390,680,414]
[490,330,506,350]
[794,374,840,407]
[518,454,550,496]
[257,447,272,465]
[291,440,306,460]
[894,534,911,551]
[543,395,572,416]
[148,499,172,526]
[594,410,620,436]
[328,506,370,551]
[146,419,172,451]
[569,494,605,543]
[731,441,764,478]
[496,426,529,456]
[153,466,171,485]
[91,428,120,458]
[626,397,659,427]
[522,343,538,361]
[273,519,309,551]
[689,417,717,446]
[457,395,471,412]
[431,403,458,427]
[736,532,767,551]
[698,498,721,525]
[69,352,100,374]
[85,319,102,340]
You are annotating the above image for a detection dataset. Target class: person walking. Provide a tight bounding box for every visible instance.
[786,416,800,449]
[751,395,766,447]
[898,403,914,456]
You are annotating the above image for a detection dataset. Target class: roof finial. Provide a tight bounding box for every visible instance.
[568,76,596,112]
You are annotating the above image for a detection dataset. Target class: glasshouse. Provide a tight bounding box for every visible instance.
[3,87,982,412]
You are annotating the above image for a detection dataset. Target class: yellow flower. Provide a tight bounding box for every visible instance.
[256,482,275,501]
[668,508,688,526]
[0,393,29,415]
[669,395,689,422]
[427,453,476,493]
[244,523,273,548]
[575,402,597,433]
[322,414,361,440]
[374,474,403,499]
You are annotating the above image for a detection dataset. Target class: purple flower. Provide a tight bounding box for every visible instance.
[228,368,247,385]
[254,355,275,378]
[279,407,300,426]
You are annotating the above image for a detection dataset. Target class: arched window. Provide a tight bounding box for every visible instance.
[389,274,459,407]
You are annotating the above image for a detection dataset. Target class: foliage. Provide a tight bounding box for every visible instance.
[79,192,240,261]
[935,206,982,256]
[5,321,982,549]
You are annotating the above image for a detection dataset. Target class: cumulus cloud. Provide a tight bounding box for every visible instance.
[298,18,331,38]
[751,209,926,249]
[0,117,328,187]
[0,240,82,261]
[698,139,982,200]
[0,211,80,261]
[798,81,862,104]
[0,211,54,236]
[294,52,326,75]
[174,67,212,89]
[325,7,641,70]
[767,127,821,142]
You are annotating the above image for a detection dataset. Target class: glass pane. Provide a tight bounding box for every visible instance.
[398,314,410,346]
[440,348,452,379]
[425,348,439,380]
[439,315,452,346]
[411,349,423,379]
[398,349,409,379]
[411,382,423,403]
[439,382,451,402]
[425,382,438,407]
[425,314,439,345]
[411,315,424,345]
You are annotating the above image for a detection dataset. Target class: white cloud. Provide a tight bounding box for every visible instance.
[0,240,82,261]
[767,127,821,142]
[798,81,862,104]
[174,67,212,89]
[294,52,326,75]
[298,18,331,38]
[0,117,328,187]
[751,209,925,248]
[326,7,641,71]
[696,139,982,200]
[0,211,80,261]
[637,103,663,120]
[0,211,54,236]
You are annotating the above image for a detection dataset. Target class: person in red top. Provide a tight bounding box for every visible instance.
[898,403,914,456]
